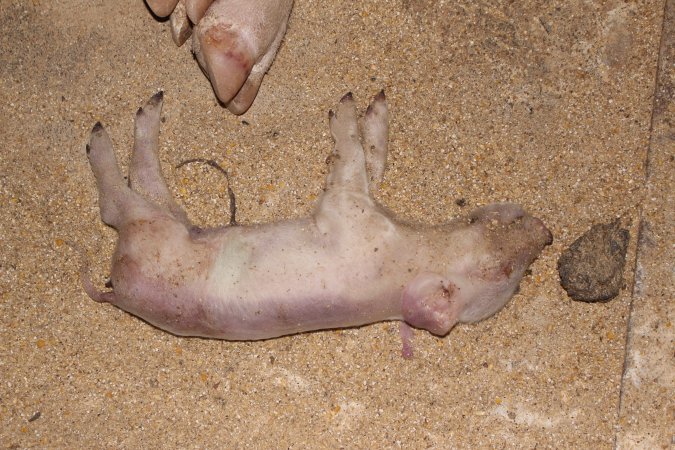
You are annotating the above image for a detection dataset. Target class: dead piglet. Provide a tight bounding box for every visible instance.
[84,91,551,348]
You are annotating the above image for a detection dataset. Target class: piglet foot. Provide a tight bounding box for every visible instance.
[145,0,294,114]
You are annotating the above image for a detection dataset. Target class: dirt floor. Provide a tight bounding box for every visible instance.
[1,0,672,448]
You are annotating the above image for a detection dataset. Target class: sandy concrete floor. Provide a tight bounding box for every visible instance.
[0,0,672,448]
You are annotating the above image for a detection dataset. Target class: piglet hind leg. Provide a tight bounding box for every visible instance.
[84,94,195,306]
[87,93,189,230]
[129,91,190,226]
[83,121,147,304]
[87,123,143,229]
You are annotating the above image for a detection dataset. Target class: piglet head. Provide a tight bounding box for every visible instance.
[402,203,552,336]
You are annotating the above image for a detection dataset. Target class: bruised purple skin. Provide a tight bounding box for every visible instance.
[145,0,294,114]
[83,91,552,344]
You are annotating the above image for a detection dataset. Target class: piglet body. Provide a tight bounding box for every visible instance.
[84,92,551,342]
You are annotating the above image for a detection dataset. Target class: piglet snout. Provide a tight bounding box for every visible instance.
[527,215,553,247]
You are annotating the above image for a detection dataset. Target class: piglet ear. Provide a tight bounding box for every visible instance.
[401,272,460,336]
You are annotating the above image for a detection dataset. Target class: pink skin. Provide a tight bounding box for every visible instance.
[145,0,294,114]
[83,91,552,348]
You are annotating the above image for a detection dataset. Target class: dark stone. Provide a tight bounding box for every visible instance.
[558,219,629,302]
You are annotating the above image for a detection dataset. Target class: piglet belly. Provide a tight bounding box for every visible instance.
[203,290,395,340]
[201,239,404,340]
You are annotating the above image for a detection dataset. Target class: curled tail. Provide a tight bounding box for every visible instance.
[70,240,115,304]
